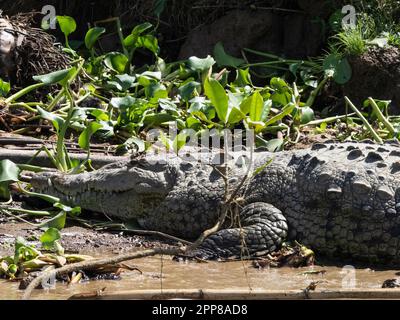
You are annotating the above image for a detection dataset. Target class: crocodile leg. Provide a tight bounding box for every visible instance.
[192,202,288,259]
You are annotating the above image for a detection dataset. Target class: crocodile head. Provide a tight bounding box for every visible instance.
[31,158,180,220]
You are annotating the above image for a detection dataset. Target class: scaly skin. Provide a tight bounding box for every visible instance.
[31,141,400,263]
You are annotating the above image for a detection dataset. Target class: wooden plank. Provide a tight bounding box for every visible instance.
[68,288,400,300]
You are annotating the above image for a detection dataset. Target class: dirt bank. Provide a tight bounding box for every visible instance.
[344,47,400,111]
[0,219,175,257]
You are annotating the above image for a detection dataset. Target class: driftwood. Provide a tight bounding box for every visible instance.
[68,288,400,300]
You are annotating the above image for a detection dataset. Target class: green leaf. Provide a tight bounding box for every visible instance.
[38,211,67,230]
[53,202,81,217]
[123,23,153,48]
[188,56,215,72]
[136,35,159,55]
[159,98,178,112]
[78,121,103,150]
[57,16,77,37]
[270,77,292,106]
[85,27,106,50]
[213,42,245,68]
[110,96,136,110]
[240,91,264,122]
[0,78,10,97]
[300,106,315,124]
[179,81,201,102]
[172,131,189,153]
[323,54,352,84]
[104,52,129,73]
[137,71,162,87]
[40,228,61,250]
[107,74,136,91]
[33,68,74,85]
[266,138,284,152]
[233,68,252,86]
[131,22,153,38]
[0,160,20,200]
[153,0,167,17]
[36,106,65,132]
[143,113,176,125]
[204,77,228,123]
[227,106,245,124]
[145,83,168,103]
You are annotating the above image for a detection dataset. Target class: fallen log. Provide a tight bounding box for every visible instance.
[68,288,400,300]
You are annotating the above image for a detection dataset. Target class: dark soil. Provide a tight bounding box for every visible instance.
[0,219,175,257]
[343,47,400,112]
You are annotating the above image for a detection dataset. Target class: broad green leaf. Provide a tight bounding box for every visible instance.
[300,106,315,124]
[40,227,61,250]
[270,77,292,106]
[33,68,74,85]
[188,56,215,72]
[179,81,201,102]
[38,211,67,230]
[78,121,103,150]
[110,96,136,110]
[145,83,168,103]
[0,78,10,97]
[143,113,176,125]
[104,52,129,73]
[123,22,153,48]
[0,160,20,183]
[85,27,106,50]
[137,71,162,87]
[227,106,245,124]
[57,16,77,37]
[260,100,272,122]
[159,98,178,112]
[323,54,352,84]
[233,68,252,86]
[53,202,81,217]
[0,160,20,200]
[108,74,136,91]
[213,42,245,68]
[131,22,153,38]
[266,138,284,152]
[14,237,40,263]
[204,77,228,123]
[172,131,189,153]
[241,91,264,122]
[136,35,159,55]
[36,106,65,132]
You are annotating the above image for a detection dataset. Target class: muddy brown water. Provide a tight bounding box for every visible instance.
[1,254,400,300]
[1,223,400,299]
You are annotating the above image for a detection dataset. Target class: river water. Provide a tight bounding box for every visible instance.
[1,255,399,300]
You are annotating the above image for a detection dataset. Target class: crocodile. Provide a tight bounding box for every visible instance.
[30,141,400,264]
